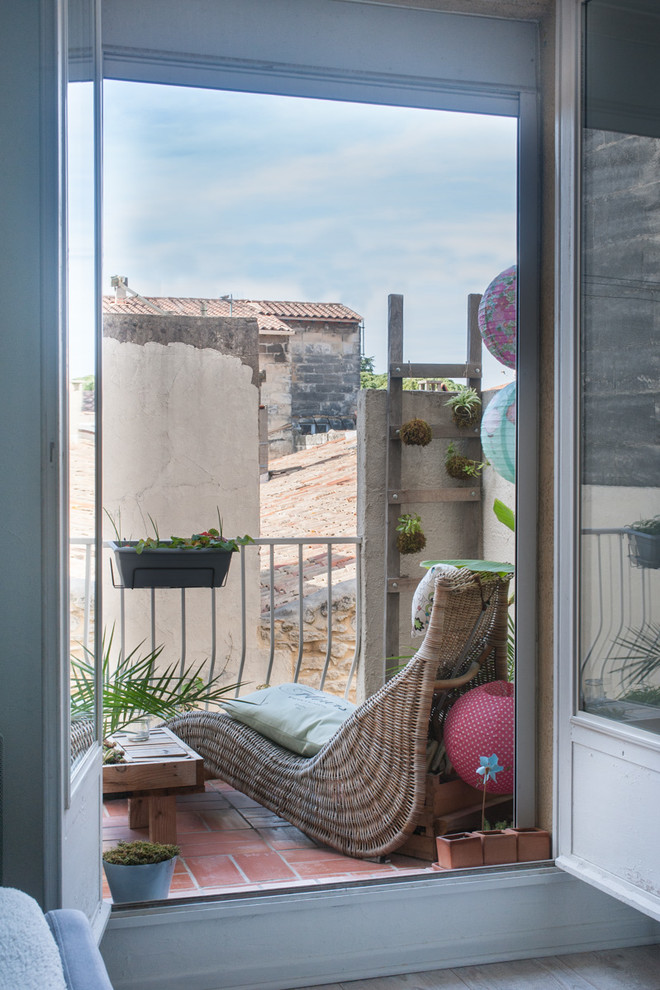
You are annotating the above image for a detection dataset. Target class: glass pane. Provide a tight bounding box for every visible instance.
[579,0,660,733]
[68,0,98,768]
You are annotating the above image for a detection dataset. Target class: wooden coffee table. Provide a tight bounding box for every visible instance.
[103,725,205,845]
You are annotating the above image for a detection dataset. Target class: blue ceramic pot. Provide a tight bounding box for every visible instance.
[103,856,176,903]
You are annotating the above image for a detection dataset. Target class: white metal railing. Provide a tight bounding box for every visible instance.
[580,527,658,700]
[71,536,362,699]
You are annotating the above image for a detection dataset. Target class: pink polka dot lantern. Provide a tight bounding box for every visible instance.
[478,265,517,369]
[444,681,514,794]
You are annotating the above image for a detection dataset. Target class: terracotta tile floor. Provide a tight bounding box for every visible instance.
[102,779,434,901]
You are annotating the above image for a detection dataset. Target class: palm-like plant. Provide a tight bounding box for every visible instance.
[613,623,660,692]
[71,627,243,738]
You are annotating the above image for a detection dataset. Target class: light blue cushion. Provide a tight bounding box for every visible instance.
[0,887,67,990]
[222,683,356,756]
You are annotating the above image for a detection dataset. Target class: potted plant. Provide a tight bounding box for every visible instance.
[396,513,427,554]
[71,627,244,740]
[399,418,433,447]
[444,441,486,481]
[445,386,482,429]
[108,515,254,589]
[625,515,660,569]
[103,840,179,903]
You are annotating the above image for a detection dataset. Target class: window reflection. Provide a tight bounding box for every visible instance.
[579,0,660,734]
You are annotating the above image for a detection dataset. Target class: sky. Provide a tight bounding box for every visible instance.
[71,81,518,385]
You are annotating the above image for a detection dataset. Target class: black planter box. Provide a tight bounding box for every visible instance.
[626,530,660,570]
[110,541,234,589]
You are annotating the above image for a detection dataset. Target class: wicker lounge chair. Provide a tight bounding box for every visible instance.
[166,568,511,859]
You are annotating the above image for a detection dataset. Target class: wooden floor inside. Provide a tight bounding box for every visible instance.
[300,944,660,990]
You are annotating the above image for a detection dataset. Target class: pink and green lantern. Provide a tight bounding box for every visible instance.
[481,381,516,484]
[478,264,517,369]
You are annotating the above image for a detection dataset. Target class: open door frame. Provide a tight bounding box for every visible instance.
[554,0,660,924]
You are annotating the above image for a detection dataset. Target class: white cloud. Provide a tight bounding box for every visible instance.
[102,82,516,383]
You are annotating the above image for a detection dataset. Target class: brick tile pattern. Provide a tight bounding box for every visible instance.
[102,780,433,902]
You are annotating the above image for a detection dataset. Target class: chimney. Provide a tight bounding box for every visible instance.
[110,275,128,301]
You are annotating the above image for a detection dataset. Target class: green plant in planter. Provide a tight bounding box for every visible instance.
[103,840,179,866]
[445,386,482,429]
[627,515,660,536]
[71,627,244,739]
[105,509,254,554]
[399,418,433,447]
[396,513,427,555]
[445,441,487,480]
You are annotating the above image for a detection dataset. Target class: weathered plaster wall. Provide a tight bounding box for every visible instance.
[102,315,261,682]
[259,334,293,456]
[358,388,484,699]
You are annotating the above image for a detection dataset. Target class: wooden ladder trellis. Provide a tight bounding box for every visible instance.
[384,292,484,663]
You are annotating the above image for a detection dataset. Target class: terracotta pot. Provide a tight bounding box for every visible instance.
[434,831,483,869]
[472,829,517,865]
[505,827,551,862]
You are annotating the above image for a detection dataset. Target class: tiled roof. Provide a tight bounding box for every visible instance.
[102,296,362,333]
[255,300,362,322]
[101,295,292,334]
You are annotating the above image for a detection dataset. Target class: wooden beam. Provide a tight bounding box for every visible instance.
[388,488,481,503]
[389,362,482,379]
[387,577,421,593]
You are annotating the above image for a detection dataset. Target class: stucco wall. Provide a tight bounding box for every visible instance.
[358,387,484,698]
[102,315,261,684]
[259,335,293,456]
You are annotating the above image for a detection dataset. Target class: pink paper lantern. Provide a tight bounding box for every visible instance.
[478,265,517,369]
[444,681,514,794]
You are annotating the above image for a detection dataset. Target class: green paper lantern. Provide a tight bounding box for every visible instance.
[481,381,516,484]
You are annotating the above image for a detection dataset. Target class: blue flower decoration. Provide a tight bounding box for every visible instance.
[475,754,503,784]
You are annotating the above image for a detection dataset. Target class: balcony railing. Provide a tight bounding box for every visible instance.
[580,527,659,700]
[71,536,362,699]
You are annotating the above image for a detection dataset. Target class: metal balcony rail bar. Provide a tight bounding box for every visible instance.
[71,536,362,700]
[580,527,657,693]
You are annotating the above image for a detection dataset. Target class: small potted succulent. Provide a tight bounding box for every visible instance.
[102,840,179,903]
[445,386,482,429]
[108,514,254,589]
[399,418,433,447]
[444,441,486,481]
[396,513,427,555]
[625,515,660,570]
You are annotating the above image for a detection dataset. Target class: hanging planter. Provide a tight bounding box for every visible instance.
[444,442,486,481]
[110,541,235,589]
[625,516,660,570]
[396,513,427,555]
[399,418,433,446]
[445,387,482,430]
[109,525,254,589]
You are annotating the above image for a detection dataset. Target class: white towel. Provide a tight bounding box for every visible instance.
[0,887,67,990]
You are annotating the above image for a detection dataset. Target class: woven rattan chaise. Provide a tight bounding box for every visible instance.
[166,568,510,859]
